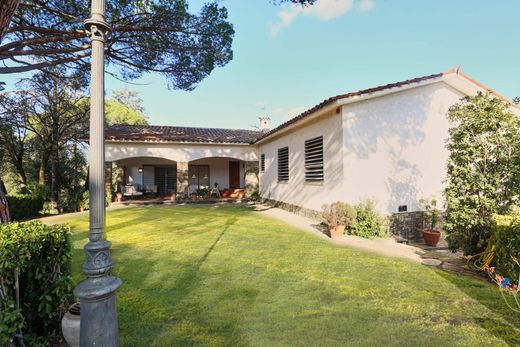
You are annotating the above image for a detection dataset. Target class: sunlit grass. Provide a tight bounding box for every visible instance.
[46,205,520,346]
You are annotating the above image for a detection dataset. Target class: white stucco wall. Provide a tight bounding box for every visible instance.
[258,110,345,211]
[341,81,464,213]
[189,157,245,189]
[106,142,257,163]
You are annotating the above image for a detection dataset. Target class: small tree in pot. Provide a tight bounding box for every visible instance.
[420,197,441,246]
[322,202,356,238]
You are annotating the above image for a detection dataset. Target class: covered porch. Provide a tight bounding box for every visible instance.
[108,156,258,201]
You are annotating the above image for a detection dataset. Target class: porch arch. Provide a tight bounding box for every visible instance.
[106,142,258,163]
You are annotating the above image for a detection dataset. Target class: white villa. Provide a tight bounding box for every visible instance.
[105,68,520,217]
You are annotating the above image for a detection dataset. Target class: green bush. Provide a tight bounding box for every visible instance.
[492,215,520,281]
[350,200,388,238]
[0,221,73,345]
[321,202,356,231]
[5,195,44,221]
[248,189,260,201]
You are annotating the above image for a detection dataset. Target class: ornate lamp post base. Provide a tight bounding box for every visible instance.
[74,276,122,345]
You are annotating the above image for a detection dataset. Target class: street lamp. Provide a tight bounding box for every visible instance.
[73,0,122,346]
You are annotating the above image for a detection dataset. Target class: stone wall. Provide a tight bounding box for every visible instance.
[390,211,427,241]
[244,161,259,193]
[390,211,445,242]
[262,198,322,221]
[176,161,189,197]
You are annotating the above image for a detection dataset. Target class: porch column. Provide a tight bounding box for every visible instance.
[244,161,259,192]
[177,161,189,197]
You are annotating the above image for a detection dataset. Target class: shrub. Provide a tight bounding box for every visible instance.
[350,200,388,238]
[419,197,440,230]
[5,194,44,221]
[0,221,73,345]
[492,215,520,281]
[321,202,356,230]
[79,190,89,210]
[444,93,520,255]
[248,189,260,201]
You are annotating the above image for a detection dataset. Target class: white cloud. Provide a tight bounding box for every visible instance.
[283,106,308,120]
[272,105,308,121]
[359,0,374,12]
[269,0,374,37]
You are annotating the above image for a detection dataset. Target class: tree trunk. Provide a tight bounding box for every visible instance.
[38,150,50,186]
[0,0,19,42]
[50,148,60,212]
[14,156,28,193]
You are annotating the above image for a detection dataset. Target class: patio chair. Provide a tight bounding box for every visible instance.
[210,183,221,198]
[122,185,143,198]
[145,185,158,194]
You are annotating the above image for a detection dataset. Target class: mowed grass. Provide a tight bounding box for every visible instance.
[46,205,519,346]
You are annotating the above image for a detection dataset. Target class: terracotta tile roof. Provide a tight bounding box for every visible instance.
[106,68,515,146]
[105,125,262,144]
[255,70,448,143]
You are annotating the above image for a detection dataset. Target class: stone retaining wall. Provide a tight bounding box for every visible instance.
[261,199,322,221]
[390,211,445,242]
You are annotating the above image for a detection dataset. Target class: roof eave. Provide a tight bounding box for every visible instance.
[254,76,444,145]
[104,139,255,146]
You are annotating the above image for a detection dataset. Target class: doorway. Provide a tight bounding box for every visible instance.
[229,161,240,189]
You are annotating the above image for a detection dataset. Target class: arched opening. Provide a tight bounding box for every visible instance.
[113,157,178,196]
[186,157,259,198]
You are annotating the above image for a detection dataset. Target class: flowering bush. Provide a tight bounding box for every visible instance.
[483,257,520,313]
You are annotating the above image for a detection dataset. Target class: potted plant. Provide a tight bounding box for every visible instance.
[321,202,356,238]
[62,302,80,347]
[420,197,441,247]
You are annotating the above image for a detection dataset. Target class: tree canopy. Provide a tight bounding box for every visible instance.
[1,0,315,90]
[444,92,520,255]
[1,0,234,90]
[105,87,149,126]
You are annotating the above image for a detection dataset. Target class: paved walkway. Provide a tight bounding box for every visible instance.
[253,204,485,279]
[253,204,425,263]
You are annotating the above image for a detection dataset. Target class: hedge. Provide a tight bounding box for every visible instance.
[492,215,520,281]
[5,195,44,221]
[0,221,73,346]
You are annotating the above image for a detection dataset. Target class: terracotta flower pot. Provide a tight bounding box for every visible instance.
[422,228,441,247]
[329,225,345,239]
[62,302,80,347]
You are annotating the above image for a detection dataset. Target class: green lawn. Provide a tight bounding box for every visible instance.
[49,205,519,346]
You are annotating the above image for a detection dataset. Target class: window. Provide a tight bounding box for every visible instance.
[277,147,289,182]
[305,136,324,182]
[188,165,210,188]
[260,154,265,172]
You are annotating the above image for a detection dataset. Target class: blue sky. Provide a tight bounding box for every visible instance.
[6,0,520,129]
